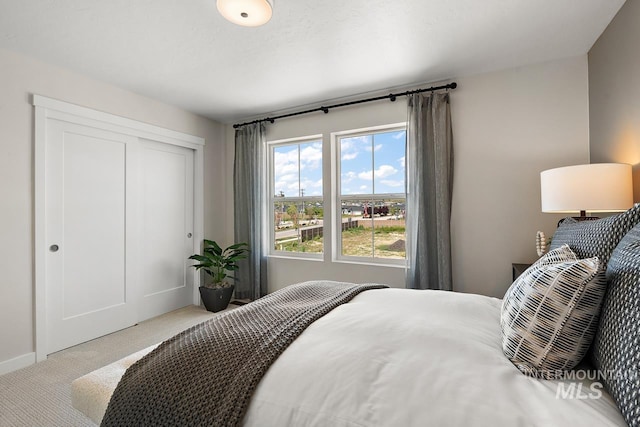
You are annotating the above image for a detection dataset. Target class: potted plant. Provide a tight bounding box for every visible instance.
[189,240,250,312]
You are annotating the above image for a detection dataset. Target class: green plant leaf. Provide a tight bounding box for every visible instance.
[189,240,250,285]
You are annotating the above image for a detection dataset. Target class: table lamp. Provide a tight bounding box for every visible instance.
[540,163,633,220]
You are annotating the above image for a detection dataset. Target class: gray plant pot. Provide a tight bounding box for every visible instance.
[199,285,234,313]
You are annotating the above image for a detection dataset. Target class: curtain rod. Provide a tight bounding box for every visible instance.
[232,82,457,129]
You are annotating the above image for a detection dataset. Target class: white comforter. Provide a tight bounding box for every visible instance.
[242,288,626,427]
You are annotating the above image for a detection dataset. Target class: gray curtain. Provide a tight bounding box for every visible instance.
[233,122,268,300]
[405,92,454,290]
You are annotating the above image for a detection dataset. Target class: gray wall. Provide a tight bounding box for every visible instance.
[226,56,591,299]
[0,47,227,370]
[451,56,590,297]
[589,0,640,202]
[0,43,596,370]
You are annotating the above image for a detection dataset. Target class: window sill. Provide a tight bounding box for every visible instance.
[268,253,324,262]
[332,258,406,269]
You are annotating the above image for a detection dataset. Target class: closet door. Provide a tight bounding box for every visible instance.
[138,139,195,321]
[45,120,138,354]
[35,95,204,360]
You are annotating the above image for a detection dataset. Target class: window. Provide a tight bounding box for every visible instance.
[269,137,323,255]
[267,124,406,266]
[335,125,406,264]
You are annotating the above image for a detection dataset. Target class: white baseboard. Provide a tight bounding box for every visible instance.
[0,352,36,376]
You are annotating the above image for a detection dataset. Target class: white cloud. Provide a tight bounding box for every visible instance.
[380,179,404,188]
[365,144,382,152]
[392,131,406,140]
[275,173,297,188]
[274,142,322,175]
[399,156,405,168]
[299,143,322,170]
[274,180,300,196]
[298,178,323,196]
[358,164,397,180]
[342,171,356,183]
[340,136,370,161]
[274,149,299,175]
[359,185,369,191]
[277,162,298,175]
[376,165,398,178]
[273,142,323,197]
[357,170,373,180]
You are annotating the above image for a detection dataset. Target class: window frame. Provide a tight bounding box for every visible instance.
[267,135,324,260]
[331,123,407,267]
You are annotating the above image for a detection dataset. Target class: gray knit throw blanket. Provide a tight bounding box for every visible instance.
[100,281,387,427]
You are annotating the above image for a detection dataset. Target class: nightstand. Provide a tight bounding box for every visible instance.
[512,263,532,281]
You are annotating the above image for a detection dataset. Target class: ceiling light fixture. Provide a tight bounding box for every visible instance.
[217,0,273,27]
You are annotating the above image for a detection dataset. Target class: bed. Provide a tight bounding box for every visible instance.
[72,205,640,426]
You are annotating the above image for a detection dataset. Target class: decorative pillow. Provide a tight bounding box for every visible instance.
[549,203,640,267]
[501,245,577,307]
[592,224,640,426]
[501,245,607,378]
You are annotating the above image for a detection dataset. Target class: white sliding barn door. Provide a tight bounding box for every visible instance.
[139,140,195,321]
[45,120,138,354]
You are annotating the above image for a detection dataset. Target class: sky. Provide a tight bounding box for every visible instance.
[272,129,406,198]
[340,130,406,195]
[273,141,323,197]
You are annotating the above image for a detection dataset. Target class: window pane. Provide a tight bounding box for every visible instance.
[299,141,323,197]
[273,200,324,253]
[340,135,373,195]
[273,140,322,198]
[273,145,299,198]
[340,198,405,259]
[373,130,406,194]
[372,198,406,259]
[340,198,374,257]
[338,126,406,262]
[270,139,323,256]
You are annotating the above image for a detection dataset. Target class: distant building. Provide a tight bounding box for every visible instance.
[341,204,363,216]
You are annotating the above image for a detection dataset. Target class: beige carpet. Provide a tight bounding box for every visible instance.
[0,304,231,426]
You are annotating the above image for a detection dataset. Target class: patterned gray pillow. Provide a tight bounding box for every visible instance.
[592,224,640,426]
[501,245,607,378]
[501,245,577,307]
[550,204,640,267]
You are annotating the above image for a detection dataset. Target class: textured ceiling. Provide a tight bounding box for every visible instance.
[0,0,626,123]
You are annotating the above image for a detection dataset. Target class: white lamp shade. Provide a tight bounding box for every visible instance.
[540,163,633,213]
[217,0,273,27]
